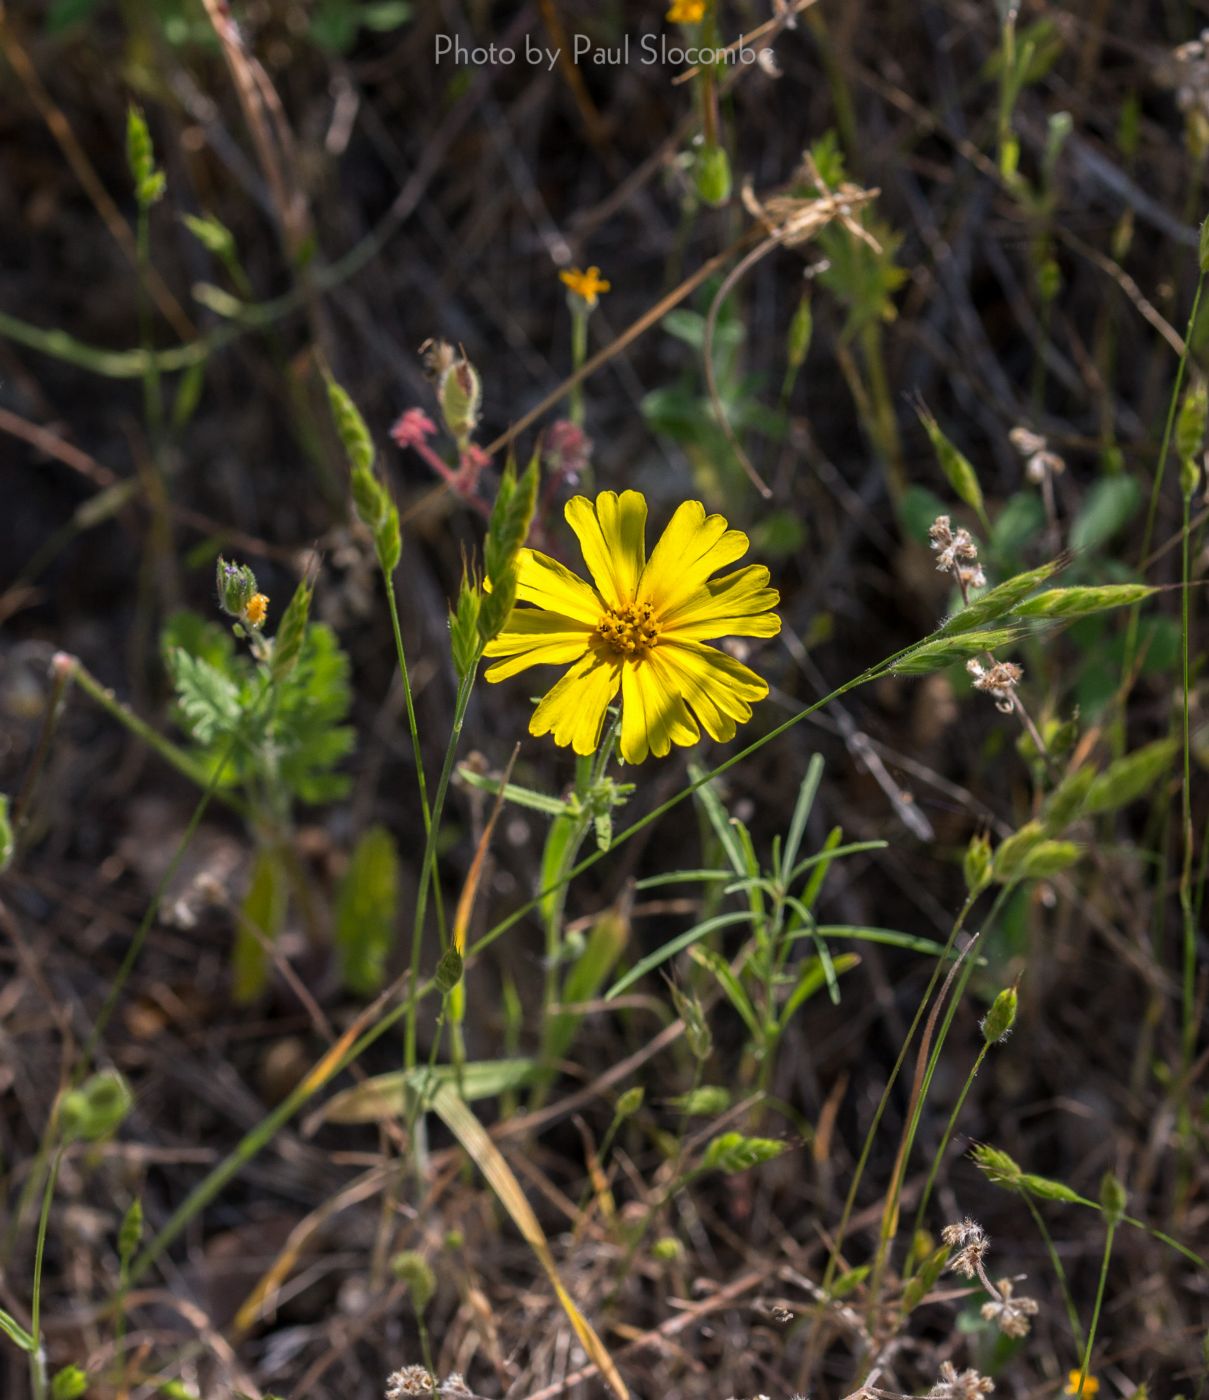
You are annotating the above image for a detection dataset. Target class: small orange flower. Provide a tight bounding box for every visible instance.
[1065,1373,1099,1397]
[559,265,611,308]
[243,593,269,628]
[666,0,706,22]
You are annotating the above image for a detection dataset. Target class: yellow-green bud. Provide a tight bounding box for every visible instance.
[438,354,481,447]
[118,1198,143,1266]
[694,143,732,207]
[615,1086,644,1119]
[1100,1170,1127,1225]
[981,986,1018,1043]
[50,1367,88,1400]
[391,1250,436,1312]
[1176,380,1207,475]
[651,1236,684,1262]
[216,556,258,617]
[963,831,993,895]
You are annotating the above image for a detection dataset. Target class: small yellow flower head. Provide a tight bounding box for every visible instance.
[1065,1374,1100,1397]
[483,490,781,763]
[243,593,269,628]
[667,0,706,22]
[560,265,611,309]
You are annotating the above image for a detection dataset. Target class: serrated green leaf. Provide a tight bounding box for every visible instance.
[168,648,242,744]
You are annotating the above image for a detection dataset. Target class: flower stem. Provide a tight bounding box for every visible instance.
[28,1147,62,1400]
[1074,1215,1117,1395]
[568,309,588,427]
[909,1042,988,1246]
[404,664,477,1073]
[1122,266,1205,684]
[382,569,447,948]
[1022,1192,1085,1351]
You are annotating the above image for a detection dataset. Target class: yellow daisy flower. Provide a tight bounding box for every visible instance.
[483,490,781,763]
[559,265,611,307]
[1065,1374,1099,1397]
[667,0,706,22]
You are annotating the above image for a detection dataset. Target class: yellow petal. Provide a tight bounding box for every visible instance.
[619,653,699,764]
[484,607,592,681]
[514,547,603,624]
[660,564,782,640]
[565,491,647,608]
[530,649,621,755]
[639,502,750,618]
[657,639,768,743]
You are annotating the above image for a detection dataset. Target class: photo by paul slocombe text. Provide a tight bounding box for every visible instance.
[432,32,772,69]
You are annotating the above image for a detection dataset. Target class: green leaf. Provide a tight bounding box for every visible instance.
[539,812,579,930]
[335,827,399,995]
[167,648,241,744]
[458,765,571,817]
[543,909,629,1067]
[780,755,824,887]
[1070,475,1140,552]
[779,952,859,1028]
[1015,584,1156,620]
[790,925,955,958]
[699,1132,787,1174]
[606,912,755,999]
[689,945,762,1040]
[1084,739,1177,814]
[0,1306,36,1353]
[689,766,748,875]
[233,845,288,1003]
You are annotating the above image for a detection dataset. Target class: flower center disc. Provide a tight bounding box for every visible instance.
[597,601,660,656]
